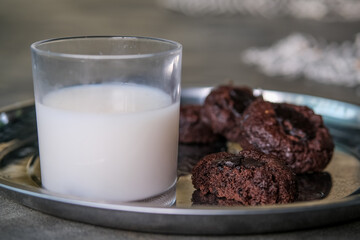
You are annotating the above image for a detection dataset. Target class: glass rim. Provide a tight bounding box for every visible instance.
[30,36,182,60]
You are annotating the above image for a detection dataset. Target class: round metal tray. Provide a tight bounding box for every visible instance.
[1,87,360,235]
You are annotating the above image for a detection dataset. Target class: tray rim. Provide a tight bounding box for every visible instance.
[1,175,360,215]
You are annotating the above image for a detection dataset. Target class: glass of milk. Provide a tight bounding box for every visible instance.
[31,36,182,206]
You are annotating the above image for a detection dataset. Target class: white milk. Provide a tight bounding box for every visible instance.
[35,83,179,202]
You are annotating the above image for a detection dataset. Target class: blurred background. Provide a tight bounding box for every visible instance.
[1,0,360,108]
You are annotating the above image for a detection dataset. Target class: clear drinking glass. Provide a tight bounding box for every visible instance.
[31,36,182,206]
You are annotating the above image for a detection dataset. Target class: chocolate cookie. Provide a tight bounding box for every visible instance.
[236,99,334,174]
[179,105,220,144]
[192,150,297,206]
[200,85,257,139]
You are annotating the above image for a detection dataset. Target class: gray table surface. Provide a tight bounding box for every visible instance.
[1,0,360,239]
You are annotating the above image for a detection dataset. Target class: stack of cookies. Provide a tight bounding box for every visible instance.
[179,85,334,206]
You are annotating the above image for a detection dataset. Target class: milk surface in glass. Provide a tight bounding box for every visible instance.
[35,83,179,202]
